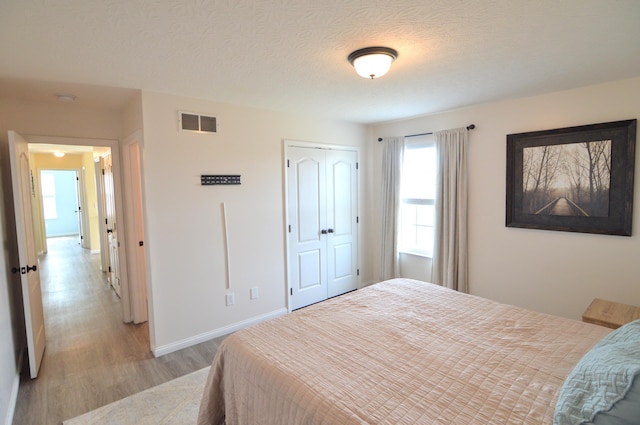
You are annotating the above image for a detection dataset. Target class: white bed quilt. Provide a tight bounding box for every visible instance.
[198,278,610,425]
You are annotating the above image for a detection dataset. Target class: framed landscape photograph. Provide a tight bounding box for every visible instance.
[506,119,636,236]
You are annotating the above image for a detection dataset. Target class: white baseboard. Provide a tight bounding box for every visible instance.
[152,308,288,357]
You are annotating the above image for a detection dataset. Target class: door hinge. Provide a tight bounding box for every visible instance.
[356,162,359,170]
[105,218,108,225]
[80,236,83,240]
[287,159,290,168]
[288,225,291,233]
[102,169,105,175]
[356,216,359,224]
[139,241,144,247]
[290,288,293,296]
[357,269,360,276]
[108,266,111,272]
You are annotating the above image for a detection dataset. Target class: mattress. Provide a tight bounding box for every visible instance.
[198,278,610,424]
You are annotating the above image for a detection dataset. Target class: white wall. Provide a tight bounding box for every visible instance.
[122,93,143,140]
[371,77,640,320]
[0,184,21,425]
[140,91,370,353]
[398,253,432,281]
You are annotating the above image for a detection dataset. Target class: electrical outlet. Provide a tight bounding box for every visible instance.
[225,293,235,306]
[250,287,259,300]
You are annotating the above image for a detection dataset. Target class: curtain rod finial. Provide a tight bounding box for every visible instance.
[467,124,475,130]
[378,137,383,142]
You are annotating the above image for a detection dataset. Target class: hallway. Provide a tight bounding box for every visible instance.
[12,237,223,424]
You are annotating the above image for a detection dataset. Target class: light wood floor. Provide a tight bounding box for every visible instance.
[12,237,225,425]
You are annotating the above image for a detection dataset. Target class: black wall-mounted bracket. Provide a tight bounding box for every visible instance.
[201,175,241,185]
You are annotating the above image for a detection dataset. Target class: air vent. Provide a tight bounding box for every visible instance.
[179,111,217,133]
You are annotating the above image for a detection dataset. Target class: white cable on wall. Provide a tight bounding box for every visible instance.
[221,202,231,290]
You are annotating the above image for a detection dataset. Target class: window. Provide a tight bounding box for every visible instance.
[399,137,436,257]
[40,171,58,220]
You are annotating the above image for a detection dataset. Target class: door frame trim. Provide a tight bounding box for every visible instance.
[121,131,150,326]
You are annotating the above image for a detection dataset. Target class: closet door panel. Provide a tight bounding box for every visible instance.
[287,147,327,310]
[326,150,359,298]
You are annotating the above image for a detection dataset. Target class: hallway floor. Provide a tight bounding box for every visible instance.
[12,237,224,425]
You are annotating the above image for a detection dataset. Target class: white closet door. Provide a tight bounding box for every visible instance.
[287,145,359,310]
[287,147,327,310]
[326,149,359,298]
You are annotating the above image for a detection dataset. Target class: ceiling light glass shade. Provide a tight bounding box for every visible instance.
[53,151,65,157]
[348,47,398,79]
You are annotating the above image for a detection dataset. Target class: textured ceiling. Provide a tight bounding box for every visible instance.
[1,0,640,123]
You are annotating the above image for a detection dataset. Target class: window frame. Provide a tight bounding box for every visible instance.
[398,136,436,258]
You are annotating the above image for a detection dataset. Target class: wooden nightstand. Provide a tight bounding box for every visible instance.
[582,298,640,329]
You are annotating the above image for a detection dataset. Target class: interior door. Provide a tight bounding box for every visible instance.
[8,131,46,378]
[326,150,359,298]
[95,159,110,274]
[102,152,121,297]
[127,142,148,323]
[287,147,327,310]
[76,168,90,248]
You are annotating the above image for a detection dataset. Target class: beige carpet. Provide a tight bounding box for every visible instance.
[63,367,210,424]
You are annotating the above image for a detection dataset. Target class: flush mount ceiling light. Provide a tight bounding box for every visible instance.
[348,47,398,79]
[53,151,65,157]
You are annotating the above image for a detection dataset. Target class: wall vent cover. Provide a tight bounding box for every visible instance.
[178,111,217,133]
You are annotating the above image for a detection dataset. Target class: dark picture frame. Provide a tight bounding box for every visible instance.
[506,119,636,236]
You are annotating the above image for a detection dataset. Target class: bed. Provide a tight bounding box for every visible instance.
[197,278,638,425]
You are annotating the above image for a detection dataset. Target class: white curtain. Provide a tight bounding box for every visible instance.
[431,127,469,292]
[380,137,404,280]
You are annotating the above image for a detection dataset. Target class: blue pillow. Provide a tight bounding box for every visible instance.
[554,319,640,425]
[591,376,640,425]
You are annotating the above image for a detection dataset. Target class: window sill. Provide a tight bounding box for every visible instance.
[399,251,433,260]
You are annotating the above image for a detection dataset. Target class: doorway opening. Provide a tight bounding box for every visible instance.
[33,139,149,363]
[25,137,148,324]
[10,130,151,379]
[39,169,82,244]
[30,145,119,292]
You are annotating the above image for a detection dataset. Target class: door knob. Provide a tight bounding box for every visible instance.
[327,228,334,233]
[27,265,37,273]
[107,228,113,234]
[11,266,26,275]
[320,229,327,234]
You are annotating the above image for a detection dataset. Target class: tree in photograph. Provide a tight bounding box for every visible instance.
[582,140,611,216]
[556,140,611,217]
[522,144,563,213]
[565,146,587,207]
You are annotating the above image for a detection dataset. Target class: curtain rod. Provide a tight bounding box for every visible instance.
[377,124,475,142]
